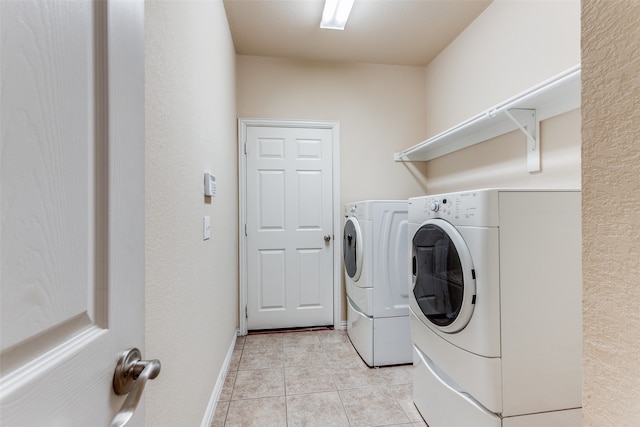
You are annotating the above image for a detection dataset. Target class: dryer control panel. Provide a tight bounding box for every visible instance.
[344,202,360,218]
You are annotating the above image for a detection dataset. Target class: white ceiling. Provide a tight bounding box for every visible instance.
[223,0,492,67]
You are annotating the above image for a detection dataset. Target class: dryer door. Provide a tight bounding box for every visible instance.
[412,219,475,333]
[343,216,363,281]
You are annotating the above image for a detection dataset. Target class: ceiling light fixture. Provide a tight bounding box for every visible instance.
[320,0,355,30]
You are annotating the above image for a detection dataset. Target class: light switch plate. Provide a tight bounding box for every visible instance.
[203,216,211,240]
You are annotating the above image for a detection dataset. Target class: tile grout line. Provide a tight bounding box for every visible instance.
[220,330,421,426]
[221,338,243,426]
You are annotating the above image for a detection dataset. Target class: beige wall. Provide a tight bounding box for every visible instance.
[136,1,640,425]
[236,56,429,204]
[144,1,238,426]
[425,0,581,136]
[236,57,429,321]
[424,109,581,194]
[422,0,581,194]
[582,1,640,424]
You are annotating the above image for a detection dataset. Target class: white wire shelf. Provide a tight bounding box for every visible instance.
[394,65,581,172]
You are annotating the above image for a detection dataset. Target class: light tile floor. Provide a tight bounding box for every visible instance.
[211,329,428,427]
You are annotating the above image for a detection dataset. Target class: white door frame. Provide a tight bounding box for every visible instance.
[238,119,341,336]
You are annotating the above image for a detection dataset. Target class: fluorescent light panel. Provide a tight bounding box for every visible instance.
[321,0,355,30]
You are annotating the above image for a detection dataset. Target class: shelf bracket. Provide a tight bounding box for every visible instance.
[503,108,540,173]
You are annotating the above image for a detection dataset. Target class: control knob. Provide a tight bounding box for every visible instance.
[429,201,440,212]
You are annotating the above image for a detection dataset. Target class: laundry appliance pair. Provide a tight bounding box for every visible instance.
[409,188,582,427]
[342,200,412,367]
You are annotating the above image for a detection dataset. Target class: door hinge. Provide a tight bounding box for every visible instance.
[245,224,247,236]
[244,143,247,155]
[245,306,248,319]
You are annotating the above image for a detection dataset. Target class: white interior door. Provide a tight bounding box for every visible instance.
[1,1,146,425]
[244,124,335,330]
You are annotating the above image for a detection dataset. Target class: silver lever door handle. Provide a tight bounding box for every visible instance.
[111,348,161,427]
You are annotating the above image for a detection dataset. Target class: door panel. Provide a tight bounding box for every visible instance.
[246,126,334,330]
[258,170,285,229]
[298,248,322,305]
[297,171,323,228]
[1,0,98,353]
[1,0,145,425]
[259,249,286,309]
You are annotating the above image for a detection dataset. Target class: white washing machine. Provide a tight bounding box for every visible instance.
[343,200,411,367]
[409,189,582,427]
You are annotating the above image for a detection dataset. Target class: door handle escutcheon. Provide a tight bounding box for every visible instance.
[111,348,161,427]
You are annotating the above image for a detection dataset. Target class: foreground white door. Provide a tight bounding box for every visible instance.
[243,123,336,331]
[1,1,146,425]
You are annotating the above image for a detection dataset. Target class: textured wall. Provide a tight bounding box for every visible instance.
[582,1,640,424]
[144,1,238,426]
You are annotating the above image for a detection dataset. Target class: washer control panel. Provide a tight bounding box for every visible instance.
[423,196,456,218]
[413,189,499,227]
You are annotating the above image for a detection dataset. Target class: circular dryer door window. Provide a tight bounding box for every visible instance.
[412,219,476,333]
[343,217,363,281]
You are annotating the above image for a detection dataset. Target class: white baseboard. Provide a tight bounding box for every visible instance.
[200,328,238,427]
[338,320,348,330]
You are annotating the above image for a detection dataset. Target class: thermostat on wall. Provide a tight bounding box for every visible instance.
[204,172,217,197]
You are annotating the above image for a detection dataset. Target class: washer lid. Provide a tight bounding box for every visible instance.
[343,217,363,281]
[412,219,476,333]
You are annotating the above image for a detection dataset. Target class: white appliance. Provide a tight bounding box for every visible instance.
[409,189,582,427]
[343,200,411,367]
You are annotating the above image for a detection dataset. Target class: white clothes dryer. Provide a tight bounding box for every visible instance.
[343,200,411,367]
[409,189,582,427]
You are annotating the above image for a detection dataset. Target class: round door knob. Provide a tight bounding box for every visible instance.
[324,234,331,242]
